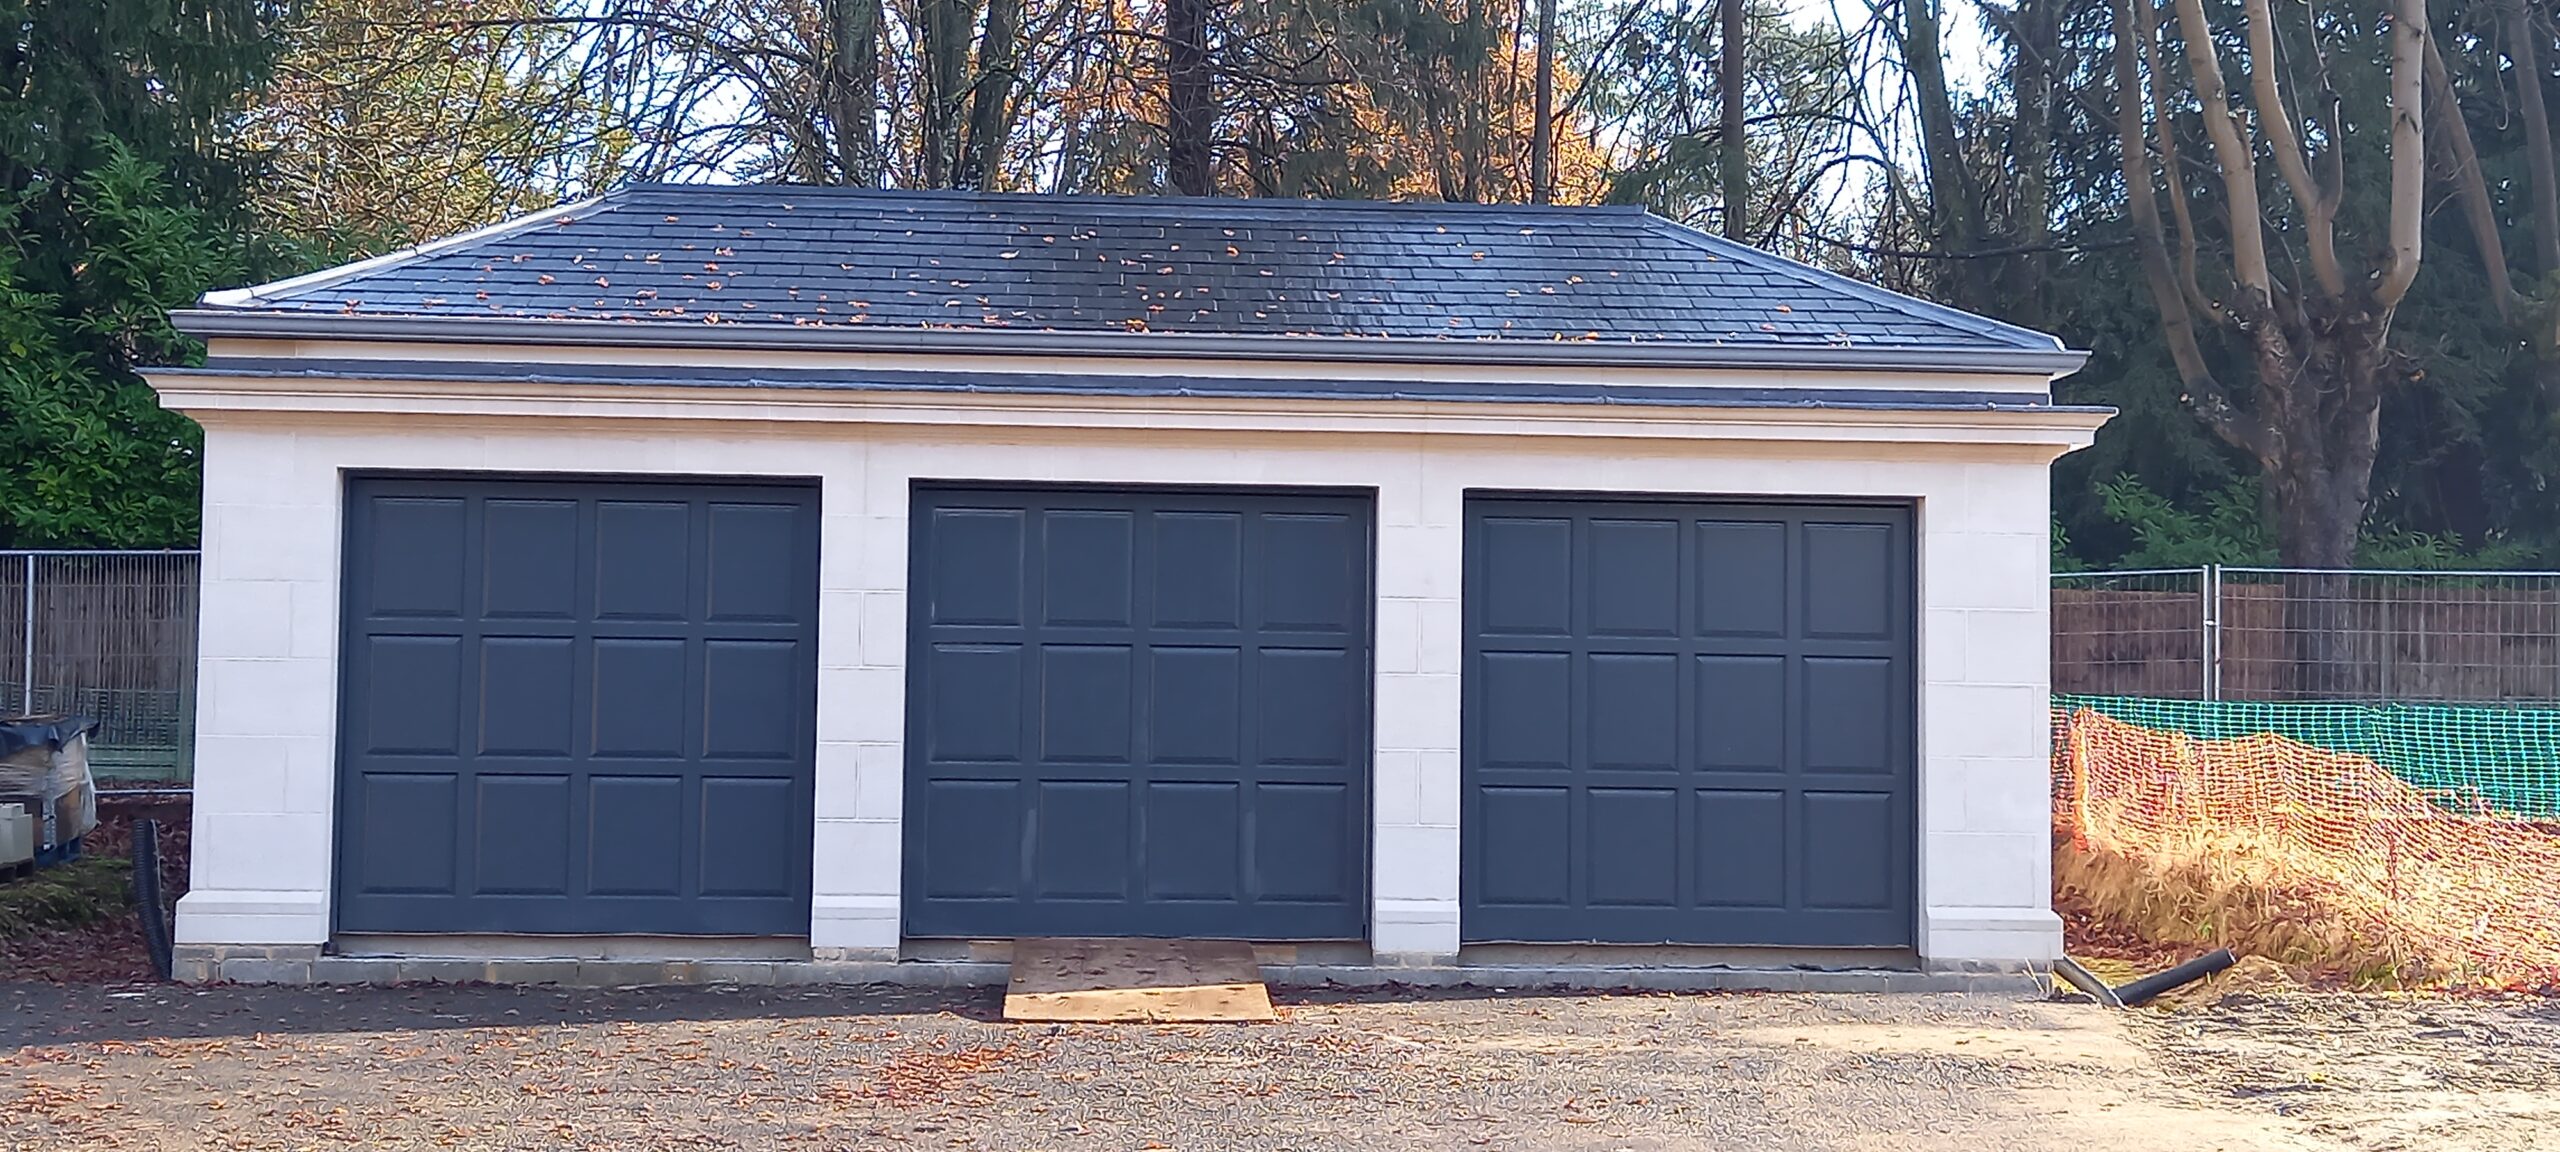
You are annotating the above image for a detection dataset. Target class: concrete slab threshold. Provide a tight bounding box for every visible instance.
[176,945,2043,995]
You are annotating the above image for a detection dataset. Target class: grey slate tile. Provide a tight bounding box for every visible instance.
[200,185,2061,356]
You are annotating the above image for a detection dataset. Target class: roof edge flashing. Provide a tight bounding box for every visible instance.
[200,195,611,308]
[173,310,2091,376]
[1638,217,2072,355]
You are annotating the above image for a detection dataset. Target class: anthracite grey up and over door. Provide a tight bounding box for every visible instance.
[335,476,819,936]
[904,486,1371,940]
[1462,497,1915,948]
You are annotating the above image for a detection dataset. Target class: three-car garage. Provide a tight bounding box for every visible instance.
[160,186,2093,980]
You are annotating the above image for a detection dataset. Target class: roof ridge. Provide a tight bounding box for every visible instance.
[604,182,1653,217]
[1634,215,2066,354]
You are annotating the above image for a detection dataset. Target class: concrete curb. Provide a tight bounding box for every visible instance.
[177,946,2042,996]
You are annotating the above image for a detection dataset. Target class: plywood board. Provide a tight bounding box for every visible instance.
[1003,937,1275,1023]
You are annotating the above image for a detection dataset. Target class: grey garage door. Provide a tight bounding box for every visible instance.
[904,486,1371,940]
[335,476,819,936]
[1462,497,1915,948]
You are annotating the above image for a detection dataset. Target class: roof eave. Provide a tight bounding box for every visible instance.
[171,310,2092,377]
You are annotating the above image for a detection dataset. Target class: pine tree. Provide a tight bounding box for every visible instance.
[0,0,280,547]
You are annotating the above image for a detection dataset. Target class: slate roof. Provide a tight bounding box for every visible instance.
[182,185,2080,373]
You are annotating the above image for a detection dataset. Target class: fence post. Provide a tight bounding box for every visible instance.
[18,553,31,716]
[2203,564,2221,702]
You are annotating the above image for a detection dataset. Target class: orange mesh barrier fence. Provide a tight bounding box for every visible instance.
[2053,706,2560,989]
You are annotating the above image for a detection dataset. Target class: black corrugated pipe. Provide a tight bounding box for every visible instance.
[2051,957,2123,1007]
[2111,949,2237,1007]
[132,819,173,982]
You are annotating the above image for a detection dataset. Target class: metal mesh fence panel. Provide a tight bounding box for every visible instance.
[2051,568,2209,699]
[2,551,199,782]
[2214,568,2560,702]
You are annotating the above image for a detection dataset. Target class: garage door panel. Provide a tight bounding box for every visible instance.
[920,779,1023,899]
[593,501,692,619]
[1034,781,1133,898]
[1801,791,1898,910]
[1041,510,1135,627]
[588,776,684,896]
[925,645,1023,763]
[1040,645,1133,763]
[479,637,575,756]
[1477,517,1572,635]
[700,778,799,896]
[1801,657,1895,773]
[705,502,802,621]
[1695,654,1786,771]
[338,476,816,936]
[590,638,688,757]
[1803,522,1895,639]
[1588,519,1681,636]
[365,636,463,755]
[1149,647,1241,764]
[1251,781,1352,901]
[1151,512,1243,628]
[474,774,570,895]
[926,508,1026,626]
[1586,653,1678,770]
[907,487,1369,940]
[481,499,578,618]
[1587,788,1679,906]
[1473,785,1572,906]
[1145,782,1241,899]
[367,498,468,617]
[703,640,801,759]
[355,773,459,894]
[1464,497,1912,948]
[1693,520,1787,638]
[1478,651,1571,769]
[1261,514,1361,632]
[1257,647,1353,765]
[1693,788,1787,907]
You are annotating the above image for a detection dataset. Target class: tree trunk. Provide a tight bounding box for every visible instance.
[827,0,880,186]
[2503,0,2560,277]
[1165,0,1214,196]
[1720,0,1746,239]
[1531,0,1555,203]
[2006,0,2056,322]
[957,0,1024,189]
[919,0,976,187]
[1903,0,1983,297]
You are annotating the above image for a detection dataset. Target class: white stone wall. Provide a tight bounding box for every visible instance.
[176,415,2066,966]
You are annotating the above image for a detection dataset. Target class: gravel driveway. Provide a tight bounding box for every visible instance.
[1,980,2545,1151]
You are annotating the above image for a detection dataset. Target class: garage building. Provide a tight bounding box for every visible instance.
[147,186,2104,983]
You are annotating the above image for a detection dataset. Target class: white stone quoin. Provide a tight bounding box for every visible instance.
[157,345,2097,971]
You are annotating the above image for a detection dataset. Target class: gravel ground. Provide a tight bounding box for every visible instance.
[2122,991,2560,1152]
[0,981,2357,1152]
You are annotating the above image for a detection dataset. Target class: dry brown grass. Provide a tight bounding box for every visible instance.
[2054,829,2448,988]
[2055,709,2560,991]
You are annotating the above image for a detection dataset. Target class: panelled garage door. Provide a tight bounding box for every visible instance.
[904,486,1372,940]
[1462,497,1915,948]
[335,476,819,936]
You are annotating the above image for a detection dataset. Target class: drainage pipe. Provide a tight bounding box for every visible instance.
[2110,949,2237,1007]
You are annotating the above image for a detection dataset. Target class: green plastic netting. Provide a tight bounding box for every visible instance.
[2053,694,2560,818]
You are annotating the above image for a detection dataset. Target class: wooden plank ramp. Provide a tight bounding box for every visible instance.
[1003,938,1275,1023]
